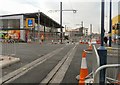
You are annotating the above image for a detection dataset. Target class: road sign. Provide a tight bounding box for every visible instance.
[26,18,35,28]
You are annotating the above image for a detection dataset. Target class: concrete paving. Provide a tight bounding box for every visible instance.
[0,55,20,69]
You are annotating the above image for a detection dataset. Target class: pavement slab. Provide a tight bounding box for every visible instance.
[0,55,20,69]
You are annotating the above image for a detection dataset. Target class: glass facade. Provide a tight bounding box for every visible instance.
[0,19,20,30]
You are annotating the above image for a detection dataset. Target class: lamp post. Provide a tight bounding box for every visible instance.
[49,2,77,43]
[90,24,92,39]
[38,10,40,43]
[60,2,63,43]
[109,0,112,47]
[81,21,84,36]
[59,2,77,43]
[97,0,107,84]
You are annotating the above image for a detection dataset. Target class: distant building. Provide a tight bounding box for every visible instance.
[82,27,88,36]
[112,15,120,40]
[65,27,88,37]
[0,12,63,42]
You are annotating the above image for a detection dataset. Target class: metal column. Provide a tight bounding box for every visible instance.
[97,0,107,84]
[109,0,112,47]
[60,2,63,44]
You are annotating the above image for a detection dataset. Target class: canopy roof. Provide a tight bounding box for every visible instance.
[0,12,63,29]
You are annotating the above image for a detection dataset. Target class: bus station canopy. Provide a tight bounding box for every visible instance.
[24,12,63,28]
[0,12,63,30]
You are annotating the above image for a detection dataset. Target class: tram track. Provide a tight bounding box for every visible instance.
[1,45,66,84]
[40,44,77,84]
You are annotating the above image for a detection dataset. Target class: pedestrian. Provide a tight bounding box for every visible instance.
[41,35,44,42]
[104,36,108,46]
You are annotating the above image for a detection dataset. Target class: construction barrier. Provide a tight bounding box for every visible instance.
[79,39,89,45]
[81,45,120,84]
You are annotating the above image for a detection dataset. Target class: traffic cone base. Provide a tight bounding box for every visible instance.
[80,69,88,80]
[79,79,85,85]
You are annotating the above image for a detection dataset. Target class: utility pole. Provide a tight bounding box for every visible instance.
[90,24,92,39]
[38,10,40,43]
[81,21,83,27]
[90,24,92,34]
[109,0,112,47]
[60,2,63,43]
[81,21,84,36]
[97,0,107,84]
[49,2,77,44]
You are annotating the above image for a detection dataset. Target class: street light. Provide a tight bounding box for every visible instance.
[97,0,107,84]
[60,2,78,43]
[37,10,40,43]
[73,10,77,13]
[109,0,112,47]
[60,2,63,43]
[49,2,77,43]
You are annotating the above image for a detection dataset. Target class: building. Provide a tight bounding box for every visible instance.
[64,27,88,38]
[82,27,88,36]
[0,12,63,42]
[112,15,120,40]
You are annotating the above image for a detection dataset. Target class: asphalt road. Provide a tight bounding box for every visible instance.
[7,44,74,83]
[1,42,119,84]
[2,43,66,76]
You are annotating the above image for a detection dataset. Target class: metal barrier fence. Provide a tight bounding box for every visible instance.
[93,64,120,84]
[107,47,119,57]
[92,45,100,82]
[91,45,120,84]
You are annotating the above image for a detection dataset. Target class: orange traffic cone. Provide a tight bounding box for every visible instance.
[87,43,92,51]
[79,50,88,85]
[82,40,85,44]
[79,79,85,85]
[85,40,88,44]
[79,39,82,44]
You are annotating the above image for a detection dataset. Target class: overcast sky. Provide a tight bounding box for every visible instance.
[0,0,119,33]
